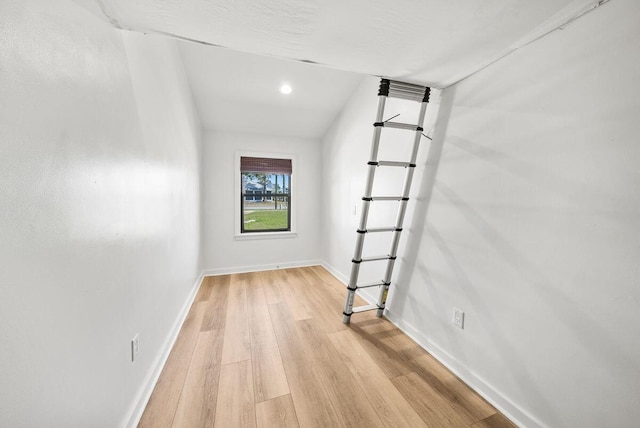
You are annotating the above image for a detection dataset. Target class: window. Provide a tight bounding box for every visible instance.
[240,156,292,233]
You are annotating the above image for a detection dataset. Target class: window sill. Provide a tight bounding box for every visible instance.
[234,231,297,241]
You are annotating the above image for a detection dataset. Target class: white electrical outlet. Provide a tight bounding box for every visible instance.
[131,334,140,362]
[452,308,465,329]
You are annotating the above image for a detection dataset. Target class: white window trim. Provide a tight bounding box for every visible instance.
[234,151,297,240]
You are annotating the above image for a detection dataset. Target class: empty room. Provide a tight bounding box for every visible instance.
[1,0,639,427]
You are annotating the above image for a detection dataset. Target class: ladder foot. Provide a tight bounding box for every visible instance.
[342,314,352,324]
[376,308,384,317]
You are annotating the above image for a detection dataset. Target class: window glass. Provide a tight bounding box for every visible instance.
[240,157,291,233]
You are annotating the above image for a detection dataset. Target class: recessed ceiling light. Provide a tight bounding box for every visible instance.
[280,84,292,95]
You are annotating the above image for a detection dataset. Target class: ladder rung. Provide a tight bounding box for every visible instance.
[364,227,397,233]
[377,121,423,131]
[357,281,389,289]
[352,304,379,313]
[379,79,431,102]
[377,160,414,168]
[369,196,407,201]
[359,255,394,263]
[388,87,425,97]
[387,92,426,102]
[389,80,426,91]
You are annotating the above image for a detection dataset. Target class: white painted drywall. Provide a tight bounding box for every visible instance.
[0,1,202,427]
[202,131,322,274]
[323,0,640,427]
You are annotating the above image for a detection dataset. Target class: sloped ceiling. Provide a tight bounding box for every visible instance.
[87,0,602,88]
[178,42,364,138]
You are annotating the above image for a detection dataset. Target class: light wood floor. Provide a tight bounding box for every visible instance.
[139,266,515,428]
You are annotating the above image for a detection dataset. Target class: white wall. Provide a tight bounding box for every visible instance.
[322,1,640,427]
[0,1,202,427]
[202,131,322,273]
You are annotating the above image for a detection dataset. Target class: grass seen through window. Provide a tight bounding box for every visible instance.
[242,209,288,230]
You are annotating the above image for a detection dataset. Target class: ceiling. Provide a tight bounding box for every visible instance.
[178,42,364,139]
[78,0,605,138]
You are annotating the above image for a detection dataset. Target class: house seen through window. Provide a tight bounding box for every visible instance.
[241,156,291,233]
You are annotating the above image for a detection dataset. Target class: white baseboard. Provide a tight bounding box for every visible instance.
[320,261,537,428]
[203,259,322,276]
[123,271,205,428]
[383,308,541,428]
[320,260,348,284]
[320,260,379,302]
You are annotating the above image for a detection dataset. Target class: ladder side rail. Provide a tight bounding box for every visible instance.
[389,98,429,250]
[357,94,388,230]
[343,94,388,324]
[355,94,387,253]
[376,96,430,317]
[391,99,429,235]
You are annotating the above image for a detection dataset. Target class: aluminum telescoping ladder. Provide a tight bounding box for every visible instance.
[342,78,431,324]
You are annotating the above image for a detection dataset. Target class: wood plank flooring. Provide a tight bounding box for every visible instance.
[139,266,516,428]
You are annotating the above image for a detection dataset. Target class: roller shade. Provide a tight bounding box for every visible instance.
[241,156,292,175]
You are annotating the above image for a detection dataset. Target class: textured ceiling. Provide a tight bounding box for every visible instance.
[76,0,607,137]
[84,0,602,88]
